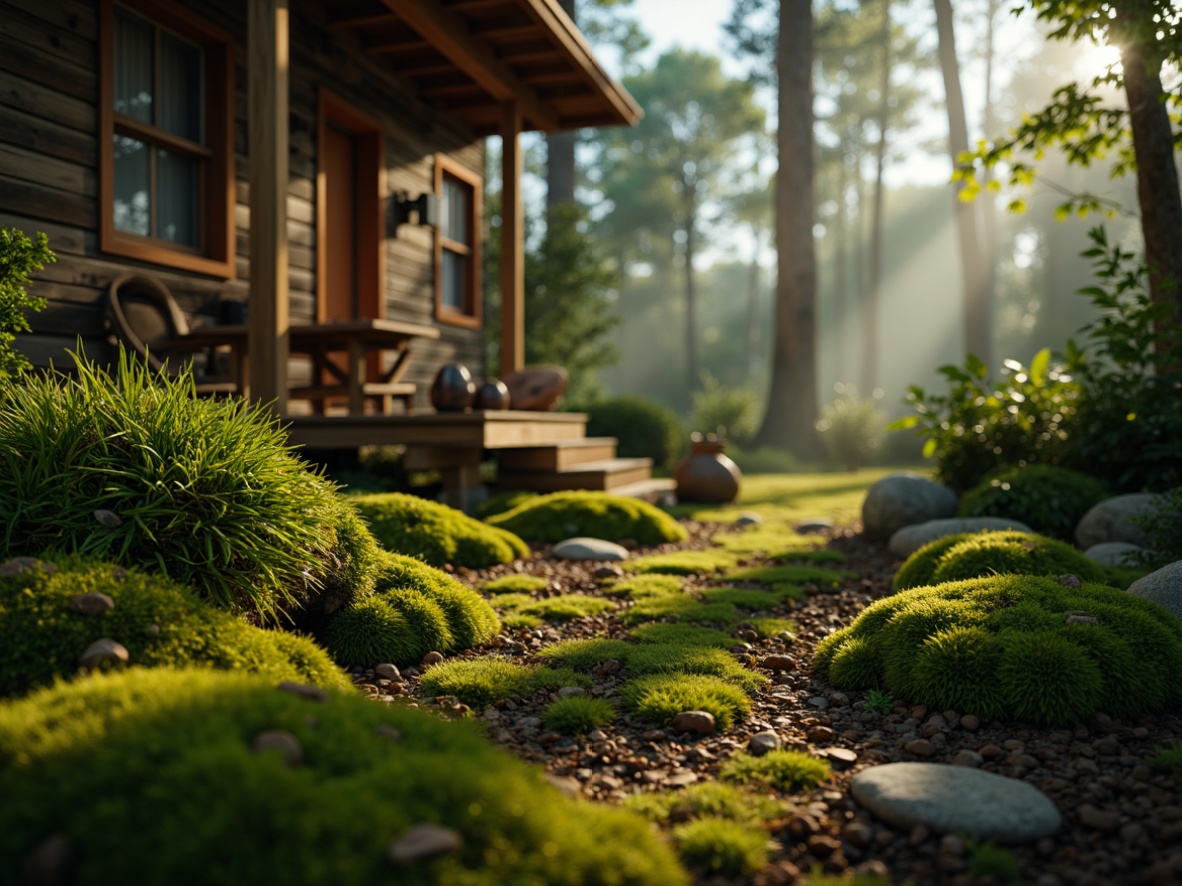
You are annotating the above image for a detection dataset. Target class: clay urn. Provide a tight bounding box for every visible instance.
[473,378,511,411]
[674,433,742,504]
[430,363,476,411]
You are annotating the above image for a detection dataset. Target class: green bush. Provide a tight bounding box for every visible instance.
[958,465,1109,541]
[719,750,831,793]
[816,384,886,471]
[0,555,350,698]
[671,817,768,877]
[543,696,616,734]
[487,491,688,545]
[689,373,760,446]
[0,227,52,381]
[418,658,590,708]
[0,668,687,886]
[622,673,751,730]
[582,395,684,471]
[352,493,529,568]
[0,350,371,619]
[815,574,1182,724]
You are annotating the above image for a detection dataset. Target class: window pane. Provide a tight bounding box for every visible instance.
[443,178,468,244]
[156,149,200,248]
[441,249,466,310]
[113,135,149,236]
[159,32,203,143]
[114,8,154,123]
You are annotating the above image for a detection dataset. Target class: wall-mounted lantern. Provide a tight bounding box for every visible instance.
[390,192,440,231]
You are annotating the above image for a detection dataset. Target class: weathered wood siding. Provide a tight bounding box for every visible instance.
[1,0,486,399]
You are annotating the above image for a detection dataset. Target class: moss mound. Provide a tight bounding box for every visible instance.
[482,574,548,594]
[622,674,751,730]
[373,553,499,649]
[0,556,349,698]
[624,783,783,827]
[958,465,1109,541]
[419,658,590,708]
[352,493,529,568]
[486,491,688,545]
[606,575,686,598]
[628,550,736,575]
[0,669,687,885]
[719,750,831,793]
[672,817,769,877]
[543,696,617,734]
[815,574,1182,724]
[536,639,634,671]
[893,530,1107,592]
[629,624,734,648]
[624,644,766,692]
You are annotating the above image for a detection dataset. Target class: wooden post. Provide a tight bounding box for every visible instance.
[499,101,524,376]
[248,0,290,412]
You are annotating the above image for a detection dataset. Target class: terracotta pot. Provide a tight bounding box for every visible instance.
[474,378,511,411]
[674,437,742,503]
[430,363,476,411]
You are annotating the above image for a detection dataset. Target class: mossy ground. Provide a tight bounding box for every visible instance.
[629,623,735,648]
[486,491,688,545]
[492,592,616,623]
[605,575,687,598]
[725,564,856,589]
[627,550,738,575]
[622,673,752,730]
[482,574,549,594]
[672,817,769,877]
[543,696,617,734]
[418,658,591,707]
[719,750,832,792]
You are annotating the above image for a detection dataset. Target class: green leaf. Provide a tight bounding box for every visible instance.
[922,438,938,459]
[1029,348,1051,387]
[888,416,920,430]
[965,354,988,379]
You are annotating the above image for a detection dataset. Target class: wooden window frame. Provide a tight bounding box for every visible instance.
[433,154,483,329]
[99,0,235,279]
[316,89,386,323]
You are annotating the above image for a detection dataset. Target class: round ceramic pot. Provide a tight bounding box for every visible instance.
[473,378,511,410]
[674,438,742,503]
[430,363,476,411]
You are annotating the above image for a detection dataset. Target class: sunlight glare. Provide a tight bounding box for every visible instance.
[1074,40,1123,82]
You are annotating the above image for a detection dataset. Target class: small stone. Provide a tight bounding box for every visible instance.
[807,834,841,857]
[375,724,403,742]
[93,509,124,528]
[819,747,859,769]
[543,774,581,796]
[761,655,795,671]
[736,512,763,525]
[251,730,303,766]
[939,834,966,856]
[78,638,129,670]
[557,686,586,698]
[796,517,833,533]
[829,691,850,707]
[375,663,401,681]
[670,710,715,736]
[979,743,1004,759]
[748,731,781,756]
[1055,574,1082,589]
[68,592,115,616]
[144,624,160,635]
[549,537,629,561]
[842,820,873,847]
[421,651,444,666]
[277,681,328,703]
[904,739,935,757]
[1078,805,1121,832]
[959,715,980,731]
[0,557,55,577]
[730,643,753,654]
[952,750,983,768]
[665,771,699,787]
[808,726,835,742]
[593,563,625,580]
[387,824,463,864]
[808,696,830,710]
[20,834,75,886]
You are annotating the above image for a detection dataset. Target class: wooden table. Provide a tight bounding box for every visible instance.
[163,318,441,414]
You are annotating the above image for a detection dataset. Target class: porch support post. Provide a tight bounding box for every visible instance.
[248,0,290,412]
[499,101,524,376]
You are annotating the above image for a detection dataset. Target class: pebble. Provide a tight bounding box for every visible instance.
[959,715,979,731]
[1078,805,1121,832]
[387,824,463,863]
[421,651,444,666]
[0,557,56,576]
[747,731,781,756]
[593,564,625,579]
[951,750,983,767]
[549,538,629,561]
[819,747,859,769]
[736,512,763,525]
[277,682,328,703]
[68,592,116,616]
[671,710,716,736]
[904,739,935,757]
[842,820,873,847]
[762,655,795,671]
[78,638,129,670]
[374,663,401,681]
[808,726,835,742]
[93,509,124,528]
[665,771,699,787]
[251,730,303,766]
[557,686,586,698]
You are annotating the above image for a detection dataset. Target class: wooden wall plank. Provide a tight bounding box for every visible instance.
[0,105,95,167]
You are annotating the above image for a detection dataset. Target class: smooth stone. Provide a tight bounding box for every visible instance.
[671,710,716,736]
[543,773,581,797]
[748,731,782,756]
[0,557,56,577]
[549,537,629,562]
[421,651,444,665]
[819,747,859,768]
[665,771,699,787]
[851,762,1061,844]
[387,824,463,863]
[593,563,625,579]
[1127,561,1182,620]
[862,473,959,541]
[1083,541,1145,567]
[761,655,795,671]
[78,638,129,670]
[374,663,401,681]
[889,517,1034,558]
[501,366,568,412]
[736,512,763,525]
[93,509,124,528]
[1075,493,1161,549]
[277,681,329,703]
[796,517,833,533]
[251,730,303,766]
[68,592,115,616]
[557,686,587,698]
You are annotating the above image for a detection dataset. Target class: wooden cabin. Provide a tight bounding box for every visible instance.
[2,0,665,505]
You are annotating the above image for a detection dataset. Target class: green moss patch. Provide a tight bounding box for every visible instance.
[958,465,1109,541]
[672,817,769,877]
[769,548,846,565]
[630,624,735,648]
[482,574,549,594]
[353,492,529,568]
[711,523,824,557]
[628,550,737,576]
[543,696,616,734]
[605,574,686,598]
[0,668,687,885]
[622,674,751,730]
[748,618,797,640]
[624,645,766,692]
[0,556,350,698]
[418,658,590,708]
[536,639,633,671]
[486,491,688,545]
[719,750,831,793]
[726,564,855,588]
[374,552,500,649]
[699,586,800,608]
[624,782,783,827]
[622,596,741,627]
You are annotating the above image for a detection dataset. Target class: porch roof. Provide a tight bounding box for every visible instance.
[325,0,642,135]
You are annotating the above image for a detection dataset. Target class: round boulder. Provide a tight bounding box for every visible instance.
[862,473,958,541]
[549,537,629,562]
[1127,561,1182,620]
[1083,541,1145,568]
[1075,493,1159,549]
[889,517,1033,558]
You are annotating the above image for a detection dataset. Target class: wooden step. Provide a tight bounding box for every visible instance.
[608,477,678,503]
[498,457,654,492]
[497,437,618,472]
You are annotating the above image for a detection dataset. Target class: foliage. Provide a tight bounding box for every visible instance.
[628,550,736,575]
[889,349,1081,493]
[482,574,548,594]
[473,490,537,521]
[966,840,1022,884]
[671,817,769,877]
[747,617,796,640]
[0,555,350,698]
[0,349,368,619]
[816,385,887,471]
[0,668,687,885]
[621,595,742,627]
[0,228,53,381]
[815,574,1182,724]
[719,750,831,793]
[580,395,685,471]
[519,594,615,621]
[624,644,766,692]
[958,465,1109,541]
[417,658,591,708]
[1132,487,1182,567]
[486,490,687,545]
[323,596,421,668]
[725,445,800,475]
[726,563,855,588]
[860,689,894,715]
[622,673,752,730]
[689,372,761,445]
[543,696,617,735]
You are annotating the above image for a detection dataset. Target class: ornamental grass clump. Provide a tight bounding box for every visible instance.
[0,668,688,886]
[0,555,350,698]
[0,350,374,619]
[486,491,688,545]
[814,574,1182,724]
[719,750,832,793]
[958,465,1109,541]
[622,674,751,730]
[543,696,616,734]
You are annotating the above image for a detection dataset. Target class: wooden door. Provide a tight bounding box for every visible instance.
[322,123,358,322]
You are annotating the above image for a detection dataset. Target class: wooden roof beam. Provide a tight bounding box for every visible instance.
[380,0,559,131]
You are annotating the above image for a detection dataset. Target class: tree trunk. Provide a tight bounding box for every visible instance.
[683,194,699,402]
[863,0,890,395]
[933,0,990,366]
[980,0,1001,336]
[545,0,577,209]
[752,0,818,458]
[833,149,849,380]
[747,219,762,384]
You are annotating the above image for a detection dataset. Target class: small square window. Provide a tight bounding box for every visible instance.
[434,155,482,328]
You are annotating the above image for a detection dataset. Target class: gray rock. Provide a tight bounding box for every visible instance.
[549,537,630,562]
[251,730,303,766]
[670,710,716,735]
[1127,561,1182,620]
[748,731,781,756]
[0,557,56,577]
[736,512,763,525]
[796,517,833,533]
[862,473,959,541]
[851,762,1061,844]
[889,518,1034,558]
[1083,541,1145,567]
[375,663,401,681]
[93,509,124,528]
[387,824,463,864]
[1075,493,1160,549]
[68,592,115,616]
[78,638,129,670]
[557,686,587,698]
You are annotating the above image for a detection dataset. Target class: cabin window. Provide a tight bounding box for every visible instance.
[434,155,482,328]
[100,0,235,278]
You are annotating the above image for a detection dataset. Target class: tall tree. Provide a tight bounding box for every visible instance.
[863,0,891,393]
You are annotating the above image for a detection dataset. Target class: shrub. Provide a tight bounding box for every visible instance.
[322,597,419,669]
[622,673,751,730]
[815,574,1182,724]
[543,696,616,734]
[0,669,687,885]
[816,384,886,471]
[0,228,52,381]
[629,623,734,648]
[719,750,831,793]
[958,465,1109,541]
[419,658,590,708]
[582,395,684,471]
[482,574,548,594]
[671,817,768,877]
[372,552,499,650]
[0,555,350,698]
[487,491,688,545]
[352,493,528,568]
[689,373,760,446]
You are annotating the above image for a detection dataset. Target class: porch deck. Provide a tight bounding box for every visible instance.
[282,409,589,450]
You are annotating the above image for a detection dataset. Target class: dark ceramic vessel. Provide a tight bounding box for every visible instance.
[474,378,511,410]
[430,363,476,411]
[674,436,742,503]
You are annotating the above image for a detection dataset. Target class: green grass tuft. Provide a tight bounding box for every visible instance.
[622,674,751,730]
[487,491,688,545]
[624,644,766,691]
[748,617,796,640]
[535,639,633,671]
[672,817,769,877]
[1147,745,1182,779]
[966,840,1022,884]
[543,696,616,734]
[726,564,855,588]
[622,596,740,627]
[629,623,735,648]
[628,550,737,575]
[719,750,831,793]
[624,782,783,826]
[418,658,537,707]
[483,574,549,594]
[605,575,686,598]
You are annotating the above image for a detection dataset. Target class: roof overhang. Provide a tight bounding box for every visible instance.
[325,0,643,136]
